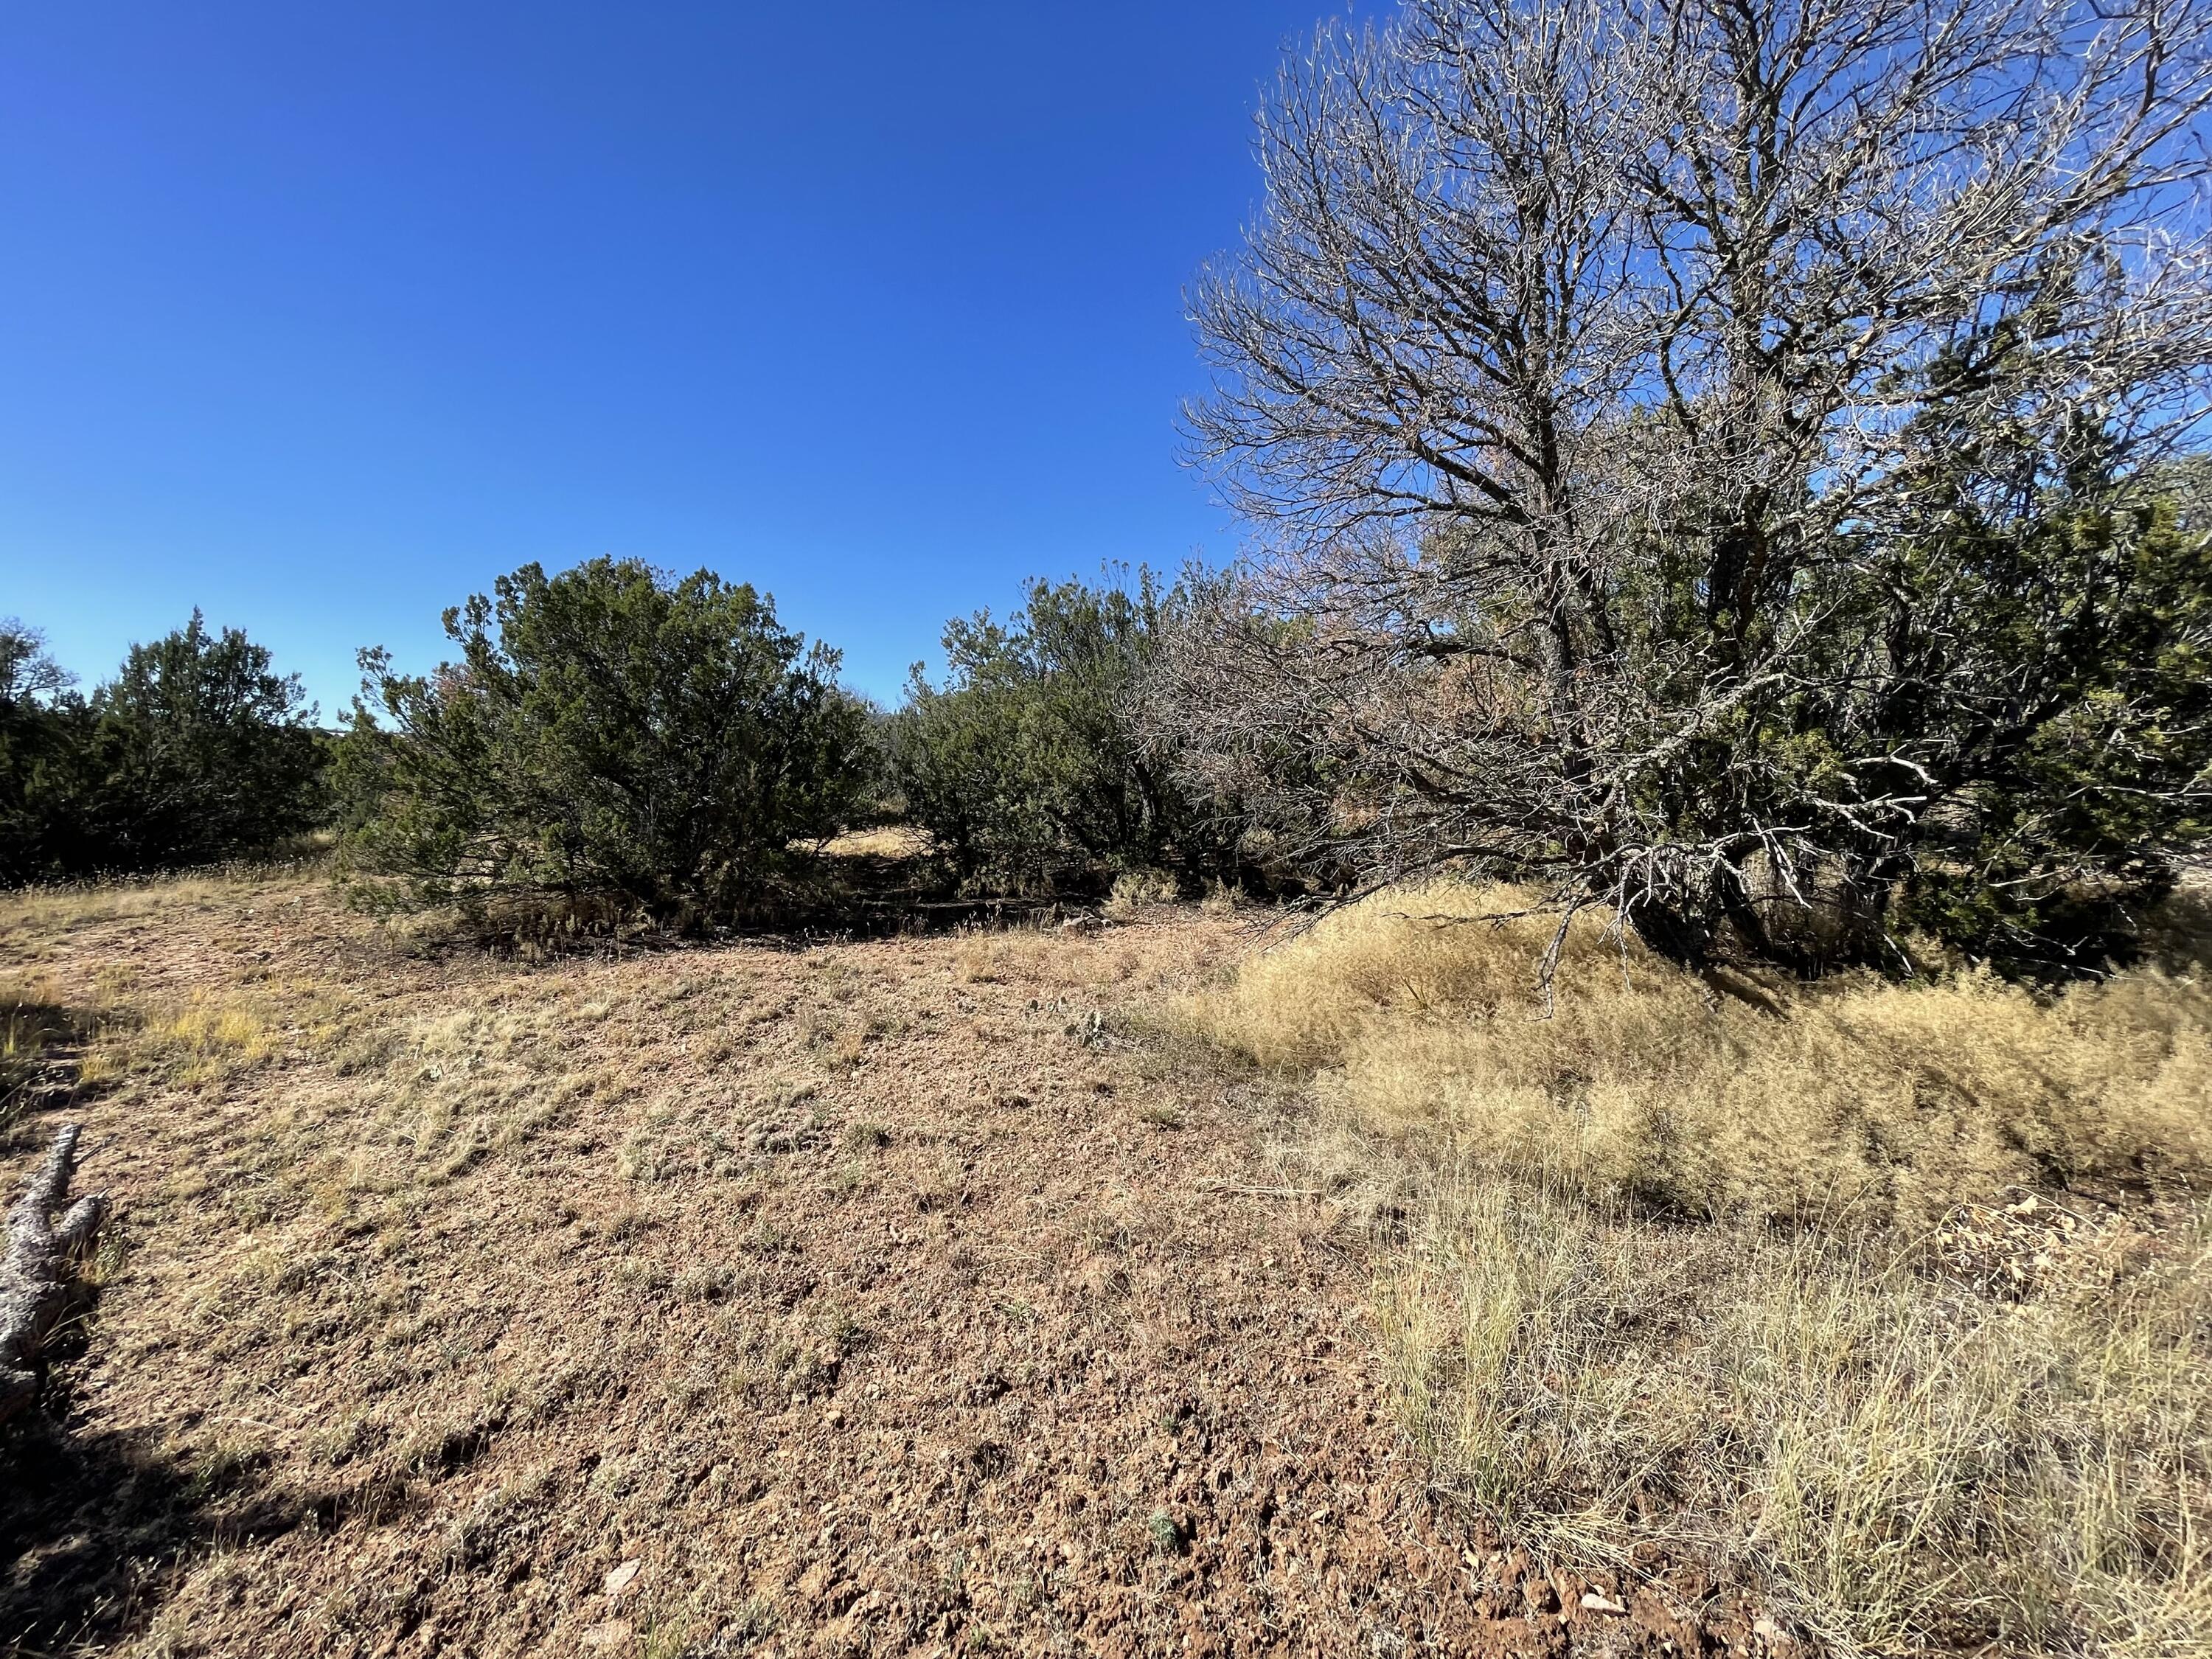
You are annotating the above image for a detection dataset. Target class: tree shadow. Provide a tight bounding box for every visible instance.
[357,839,1088,967]
[0,1060,330,1652]
[2142,877,2212,975]
[0,996,103,1145]
[0,1382,343,1655]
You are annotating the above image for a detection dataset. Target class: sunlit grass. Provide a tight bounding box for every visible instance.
[1189,880,2212,1228]
[1190,879,2212,1655]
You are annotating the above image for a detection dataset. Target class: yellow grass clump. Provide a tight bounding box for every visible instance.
[74,990,285,1088]
[1191,880,2212,1656]
[1190,880,2212,1228]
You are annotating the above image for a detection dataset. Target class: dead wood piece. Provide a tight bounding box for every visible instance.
[0,1124,108,1426]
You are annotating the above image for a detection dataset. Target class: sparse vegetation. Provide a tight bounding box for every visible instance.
[7,1,2211,1654]
[1187,880,2212,1655]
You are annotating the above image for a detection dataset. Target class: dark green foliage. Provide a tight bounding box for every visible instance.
[884,572,1236,890]
[84,613,327,870]
[1875,450,2212,967]
[0,613,326,883]
[340,558,868,929]
[0,622,83,885]
[1558,434,2211,975]
[1561,426,2212,972]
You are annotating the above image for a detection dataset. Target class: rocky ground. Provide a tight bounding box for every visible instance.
[0,872,1773,1658]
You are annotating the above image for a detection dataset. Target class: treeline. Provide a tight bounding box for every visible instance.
[332,557,1256,931]
[0,615,327,884]
[7,470,2208,976]
[0,559,1255,920]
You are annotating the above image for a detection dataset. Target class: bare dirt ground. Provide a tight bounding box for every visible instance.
[0,873,1747,1658]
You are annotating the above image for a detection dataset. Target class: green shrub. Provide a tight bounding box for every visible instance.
[884,571,1239,891]
[340,558,867,930]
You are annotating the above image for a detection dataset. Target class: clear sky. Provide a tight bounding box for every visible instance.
[0,1,1358,713]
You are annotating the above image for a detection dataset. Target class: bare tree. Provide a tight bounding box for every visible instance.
[0,621,74,706]
[1167,0,2212,972]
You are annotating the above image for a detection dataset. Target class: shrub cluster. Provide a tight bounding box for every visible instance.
[337,558,869,931]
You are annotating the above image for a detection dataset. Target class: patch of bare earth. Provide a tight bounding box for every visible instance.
[1,876,1721,1658]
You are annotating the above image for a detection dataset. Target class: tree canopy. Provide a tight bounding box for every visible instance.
[1161,0,2212,973]
[340,557,869,930]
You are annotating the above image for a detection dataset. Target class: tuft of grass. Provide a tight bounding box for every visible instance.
[1380,1183,2211,1657]
[1104,869,1180,922]
[1198,880,1245,918]
[953,927,1088,987]
[1191,879,2212,1657]
[72,987,287,1089]
[1147,1508,1186,1556]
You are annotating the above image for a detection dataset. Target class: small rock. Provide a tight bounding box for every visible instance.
[603,1559,641,1600]
[580,1620,633,1650]
[1580,1590,1627,1615]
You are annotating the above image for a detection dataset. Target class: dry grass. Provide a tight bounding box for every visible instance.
[812,824,934,860]
[11,874,1545,1657]
[1103,869,1180,922]
[1190,880,2212,1657]
[1191,880,2212,1228]
[0,878,250,965]
[1378,1182,2211,1656]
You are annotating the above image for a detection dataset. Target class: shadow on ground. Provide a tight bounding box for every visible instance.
[0,1385,341,1656]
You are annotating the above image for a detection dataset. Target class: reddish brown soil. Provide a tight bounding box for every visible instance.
[0,875,1767,1657]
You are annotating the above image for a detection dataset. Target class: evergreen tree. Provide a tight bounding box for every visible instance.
[341,558,869,929]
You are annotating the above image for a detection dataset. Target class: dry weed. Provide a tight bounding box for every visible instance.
[1104,869,1180,922]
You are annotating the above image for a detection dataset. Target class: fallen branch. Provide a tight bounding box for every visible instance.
[0,1124,107,1427]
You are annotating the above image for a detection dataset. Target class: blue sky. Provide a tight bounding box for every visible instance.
[0,1,1357,712]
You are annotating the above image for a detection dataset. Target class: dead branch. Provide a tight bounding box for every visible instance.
[0,1124,108,1427]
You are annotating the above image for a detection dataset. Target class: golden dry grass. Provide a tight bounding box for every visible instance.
[1189,880,2212,1658]
[812,824,934,860]
[1191,880,2212,1228]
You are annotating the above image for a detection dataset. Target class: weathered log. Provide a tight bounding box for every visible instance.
[0,1124,107,1427]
